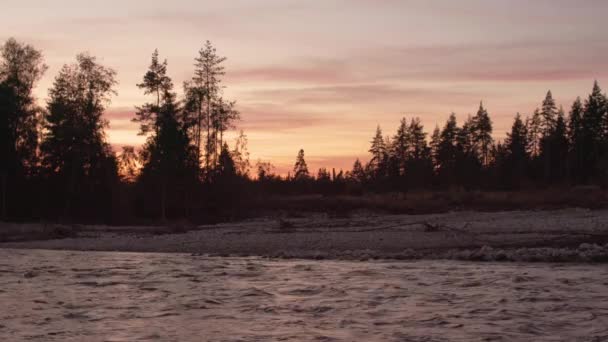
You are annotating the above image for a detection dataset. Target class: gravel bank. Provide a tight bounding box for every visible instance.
[3,208,608,262]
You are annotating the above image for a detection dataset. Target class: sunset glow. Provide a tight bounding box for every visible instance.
[3,0,607,173]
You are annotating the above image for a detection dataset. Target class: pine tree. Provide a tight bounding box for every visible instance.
[212,97,240,157]
[192,41,227,172]
[133,49,172,135]
[40,53,118,218]
[293,149,309,180]
[137,53,198,220]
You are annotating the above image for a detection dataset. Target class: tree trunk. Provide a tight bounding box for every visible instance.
[1,173,6,220]
[161,178,167,222]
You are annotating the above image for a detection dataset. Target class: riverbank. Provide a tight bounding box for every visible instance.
[3,208,608,262]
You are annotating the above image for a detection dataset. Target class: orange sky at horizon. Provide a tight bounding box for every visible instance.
[3,0,608,175]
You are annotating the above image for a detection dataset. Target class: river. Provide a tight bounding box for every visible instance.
[1,249,607,341]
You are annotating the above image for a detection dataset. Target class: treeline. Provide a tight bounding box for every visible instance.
[1,38,248,222]
[262,82,608,195]
[2,37,608,223]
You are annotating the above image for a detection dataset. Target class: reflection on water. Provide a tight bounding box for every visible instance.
[0,249,607,341]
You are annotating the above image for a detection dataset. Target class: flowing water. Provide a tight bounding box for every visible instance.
[1,249,607,341]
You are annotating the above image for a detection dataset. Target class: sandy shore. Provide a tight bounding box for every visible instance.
[3,208,608,262]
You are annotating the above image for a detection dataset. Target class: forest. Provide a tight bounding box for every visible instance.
[2,37,608,223]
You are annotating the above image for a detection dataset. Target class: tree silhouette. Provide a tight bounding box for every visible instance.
[192,41,227,173]
[504,113,530,187]
[436,113,459,184]
[293,149,310,180]
[136,51,198,221]
[568,97,585,183]
[540,90,558,135]
[580,81,607,183]
[40,53,118,219]
[350,158,366,184]
[368,125,389,180]
[0,38,47,219]
[471,102,493,166]
[133,49,172,136]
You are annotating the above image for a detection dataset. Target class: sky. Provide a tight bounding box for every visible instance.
[2,0,608,174]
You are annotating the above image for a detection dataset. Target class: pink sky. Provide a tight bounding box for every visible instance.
[3,0,608,174]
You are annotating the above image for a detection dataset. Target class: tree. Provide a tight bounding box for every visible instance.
[526,109,542,157]
[133,49,172,135]
[216,142,236,178]
[540,90,558,135]
[471,102,493,166]
[192,41,227,172]
[368,125,389,179]
[404,118,433,188]
[0,38,47,218]
[568,97,585,182]
[212,97,240,158]
[136,52,198,220]
[256,160,275,181]
[40,53,118,219]
[455,115,482,187]
[350,158,366,183]
[293,149,309,180]
[231,130,250,177]
[503,113,530,187]
[317,168,331,181]
[579,81,606,183]
[436,113,459,183]
[392,118,410,176]
[429,125,441,172]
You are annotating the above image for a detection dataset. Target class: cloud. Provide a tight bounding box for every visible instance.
[237,103,331,131]
[228,60,351,84]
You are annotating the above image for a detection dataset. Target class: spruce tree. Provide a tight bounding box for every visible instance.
[436,113,459,184]
[350,158,366,183]
[568,97,585,183]
[429,125,441,172]
[392,118,409,176]
[580,81,607,182]
[540,90,558,135]
[405,118,432,188]
[368,125,388,179]
[293,149,310,180]
[504,113,530,186]
[471,102,493,166]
